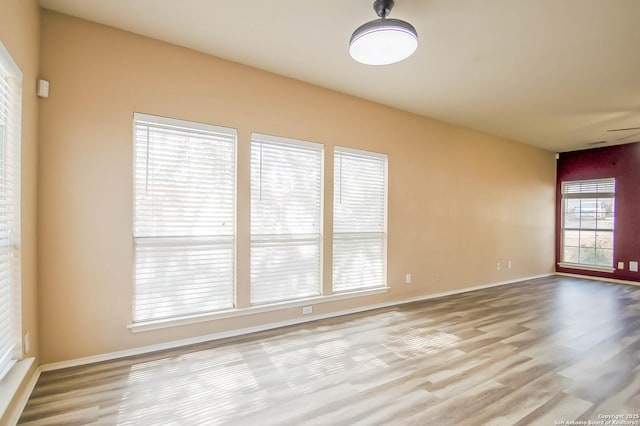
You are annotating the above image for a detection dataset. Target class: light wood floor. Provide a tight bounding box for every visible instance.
[18,276,640,425]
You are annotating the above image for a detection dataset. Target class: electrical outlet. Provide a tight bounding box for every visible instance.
[302,306,313,315]
[618,261,624,270]
[24,332,29,354]
[496,262,501,270]
[630,261,639,273]
[508,260,512,269]
[405,273,412,284]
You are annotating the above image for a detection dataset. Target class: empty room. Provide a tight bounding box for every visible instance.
[1,0,640,424]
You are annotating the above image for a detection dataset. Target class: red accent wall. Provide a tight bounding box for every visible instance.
[556,142,640,282]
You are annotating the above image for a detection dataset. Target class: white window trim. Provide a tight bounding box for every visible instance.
[0,40,22,383]
[128,286,389,333]
[251,132,324,151]
[334,146,388,160]
[557,262,615,273]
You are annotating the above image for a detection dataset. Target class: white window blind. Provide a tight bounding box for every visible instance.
[562,179,615,196]
[250,134,323,305]
[333,148,387,292]
[561,178,615,268]
[133,113,236,322]
[0,41,21,381]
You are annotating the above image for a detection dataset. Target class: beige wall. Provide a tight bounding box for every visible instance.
[38,11,556,364]
[0,0,40,422]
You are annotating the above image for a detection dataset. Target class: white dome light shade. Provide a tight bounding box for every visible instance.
[349,18,418,65]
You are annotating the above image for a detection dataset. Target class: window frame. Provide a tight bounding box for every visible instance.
[559,178,616,273]
[128,127,390,333]
[249,133,324,306]
[0,40,22,381]
[132,113,237,324]
[332,147,388,292]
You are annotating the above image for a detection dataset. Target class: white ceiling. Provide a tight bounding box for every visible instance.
[38,0,640,152]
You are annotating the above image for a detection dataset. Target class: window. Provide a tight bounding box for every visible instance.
[561,178,615,269]
[333,148,387,292]
[133,114,236,322]
[250,134,323,305]
[0,41,21,380]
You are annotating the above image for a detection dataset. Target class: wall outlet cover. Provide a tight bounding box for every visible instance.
[630,261,639,272]
[618,261,625,270]
[302,306,313,315]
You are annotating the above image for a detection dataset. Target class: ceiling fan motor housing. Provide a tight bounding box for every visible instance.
[374,0,394,18]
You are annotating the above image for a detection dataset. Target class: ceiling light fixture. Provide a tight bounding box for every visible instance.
[349,0,418,66]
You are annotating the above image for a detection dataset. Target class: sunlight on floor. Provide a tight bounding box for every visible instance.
[385,330,461,359]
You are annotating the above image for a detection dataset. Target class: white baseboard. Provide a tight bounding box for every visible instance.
[555,272,640,286]
[40,273,553,372]
[395,273,553,305]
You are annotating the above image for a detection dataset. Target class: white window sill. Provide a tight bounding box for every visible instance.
[128,286,390,333]
[0,357,34,420]
[557,262,616,273]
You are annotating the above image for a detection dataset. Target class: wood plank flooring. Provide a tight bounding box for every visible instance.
[18,276,640,425]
